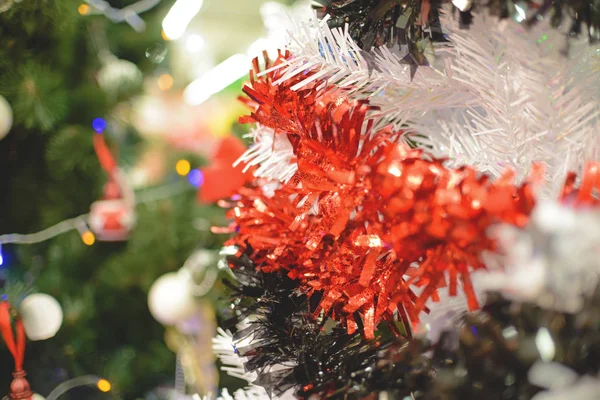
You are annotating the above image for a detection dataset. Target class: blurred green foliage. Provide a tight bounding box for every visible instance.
[0,1,234,398]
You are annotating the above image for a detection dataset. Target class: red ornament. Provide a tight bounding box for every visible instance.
[197,135,254,203]
[88,134,136,241]
[0,302,33,400]
[88,197,135,241]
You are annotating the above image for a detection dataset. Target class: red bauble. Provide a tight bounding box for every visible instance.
[88,198,135,241]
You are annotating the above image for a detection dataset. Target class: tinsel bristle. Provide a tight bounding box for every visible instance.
[475,0,600,42]
[217,248,600,399]
[317,0,600,49]
[210,2,600,398]
[219,249,432,399]
[315,0,446,62]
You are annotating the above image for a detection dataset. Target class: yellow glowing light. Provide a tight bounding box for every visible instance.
[97,379,111,392]
[78,4,90,14]
[81,231,95,246]
[157,74,174,91]
[161,29,170,41]
[175,159,191,176]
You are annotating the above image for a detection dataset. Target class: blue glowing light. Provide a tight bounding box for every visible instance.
[92,118,107,133]
[0,253,3,266]
[1,294,7,301]
[187,169,204,188]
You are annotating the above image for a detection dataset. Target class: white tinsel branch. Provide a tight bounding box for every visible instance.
[234,127,297,184]
[212,327,258,383]
[216,387,271,400]
[411,12,600,197]
[257,5,600,197]
[212,321,297,400]
[529,361,600,400]
[476,201,600,313]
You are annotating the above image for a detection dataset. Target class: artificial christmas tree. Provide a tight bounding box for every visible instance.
[0,0,268,397]
[207,1,600,399]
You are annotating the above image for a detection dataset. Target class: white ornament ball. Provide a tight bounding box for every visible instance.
[132,95,169,137]
[3,395,44,400]
[148,272,197,326]
[20,293,63,341]
[97,57,143,98]
[0,94,13,140]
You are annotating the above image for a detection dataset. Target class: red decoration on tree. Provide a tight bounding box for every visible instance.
[217,54,542,339]
[221,54,600,339]
[561,163,600,206]
[198,135,254,203]
[88,133,136,241]
[0,302,33,400]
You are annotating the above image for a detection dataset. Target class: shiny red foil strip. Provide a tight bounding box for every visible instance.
[226,54,600,339]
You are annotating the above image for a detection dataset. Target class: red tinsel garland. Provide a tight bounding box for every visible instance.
[224,54,599,339]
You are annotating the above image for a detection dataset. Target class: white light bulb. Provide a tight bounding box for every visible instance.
[162,0,203,40]
[184,53,249,106]
[185,34,205,53]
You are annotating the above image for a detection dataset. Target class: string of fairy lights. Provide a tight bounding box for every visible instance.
[0,181,192,246]
[45,376,112,400]
[0,115,211,399]
[0,117,204,266]
[77,0,161,32]
[1,1,248,398]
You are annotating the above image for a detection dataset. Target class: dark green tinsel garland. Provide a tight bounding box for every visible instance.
[314,0,600,53]
[221,248,600,399]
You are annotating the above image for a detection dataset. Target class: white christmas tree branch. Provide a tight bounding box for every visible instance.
[212,327,258,383]
[411,11,600,197]
[257,6,600,197]
[476,201,600,313]
[234,126,297,184]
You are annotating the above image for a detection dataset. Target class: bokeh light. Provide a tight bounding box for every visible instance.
[78,4,90,15]
[157,74,174,91]
[162,0,203,40]
[92,118,107,133]
[185,34,205,53]
[81,231,96,246]
[187,169,204,187]
[175,159,191,176]
[97,379,111,392]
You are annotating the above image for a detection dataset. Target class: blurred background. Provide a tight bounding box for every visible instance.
[0,0,305,398]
